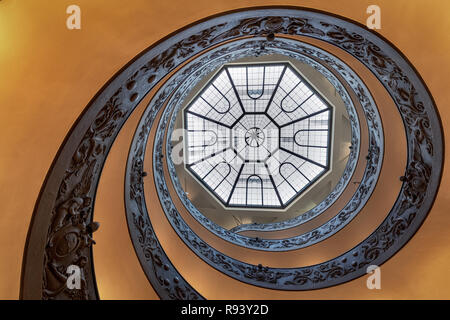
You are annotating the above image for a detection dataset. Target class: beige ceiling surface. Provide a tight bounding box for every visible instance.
[0,0,449,299]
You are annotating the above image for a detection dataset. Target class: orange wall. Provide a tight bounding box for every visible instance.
[0,0,449,299]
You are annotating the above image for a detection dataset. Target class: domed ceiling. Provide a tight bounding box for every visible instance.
[184,62,332,208]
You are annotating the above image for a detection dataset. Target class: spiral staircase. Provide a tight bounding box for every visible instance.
[20,7,444,300]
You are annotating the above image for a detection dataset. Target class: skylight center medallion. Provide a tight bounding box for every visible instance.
[245,127,265,147]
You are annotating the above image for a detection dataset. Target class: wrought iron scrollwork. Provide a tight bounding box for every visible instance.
[131,11,442,290]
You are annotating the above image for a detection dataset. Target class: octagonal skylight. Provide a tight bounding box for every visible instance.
[184,62,332,209]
